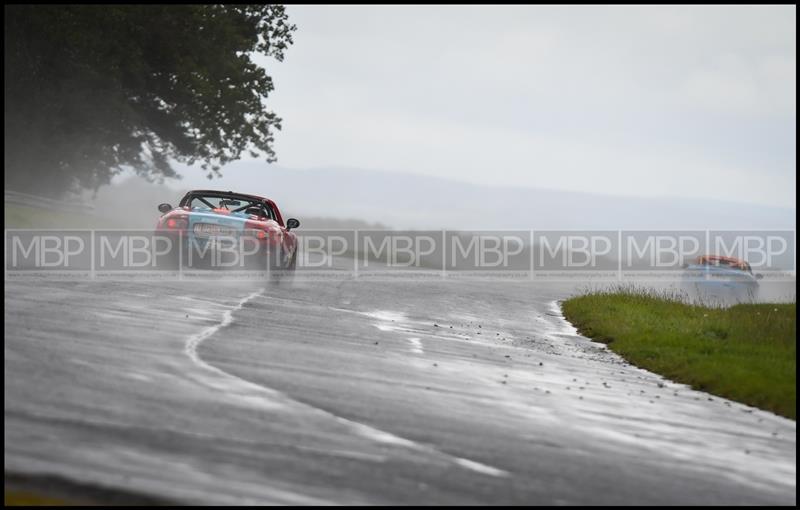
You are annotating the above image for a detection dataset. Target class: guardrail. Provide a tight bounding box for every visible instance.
[4,189,95,213]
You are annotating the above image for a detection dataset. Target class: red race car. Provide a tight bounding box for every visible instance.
[155,189,300,274]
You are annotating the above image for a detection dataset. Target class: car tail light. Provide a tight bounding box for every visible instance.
[244,220,264,238]
[164,217,188,230]
[245,220,280,243]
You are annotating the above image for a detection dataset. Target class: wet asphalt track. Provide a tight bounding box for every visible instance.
[4,271,796,504]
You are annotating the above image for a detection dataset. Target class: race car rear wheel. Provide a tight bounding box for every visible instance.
[267,248,296,285]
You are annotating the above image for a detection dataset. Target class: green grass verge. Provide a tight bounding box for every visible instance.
[4,489,70,506]
[5,203,101,229]
[5,472,176,506]
[561,290,796,420]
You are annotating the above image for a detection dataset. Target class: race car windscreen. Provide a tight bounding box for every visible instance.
[186,194,276,221]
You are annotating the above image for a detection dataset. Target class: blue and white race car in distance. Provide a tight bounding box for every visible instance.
[683,255,763,302]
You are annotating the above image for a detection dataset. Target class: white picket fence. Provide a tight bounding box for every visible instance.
[4,189,95,213]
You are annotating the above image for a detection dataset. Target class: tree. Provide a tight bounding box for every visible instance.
[4,5,295,195]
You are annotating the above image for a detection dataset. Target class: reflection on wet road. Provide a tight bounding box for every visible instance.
[4,276,796,504]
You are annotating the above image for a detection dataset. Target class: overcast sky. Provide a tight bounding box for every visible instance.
[250,5,795,208]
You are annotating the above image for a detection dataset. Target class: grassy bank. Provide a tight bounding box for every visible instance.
[4,472,175,506]
[561,290,796,420]
[5,489,68,506]
[4,203,102,229]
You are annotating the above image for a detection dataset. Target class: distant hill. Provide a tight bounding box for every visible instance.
[81,177,388,230]
[172,162,796,231]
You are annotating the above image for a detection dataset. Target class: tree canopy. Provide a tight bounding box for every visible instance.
[4,5,295,195]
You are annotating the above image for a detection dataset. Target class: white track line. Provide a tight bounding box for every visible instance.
[407,337,424,354]
[184,291,509,478]
[184,289,273,394]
